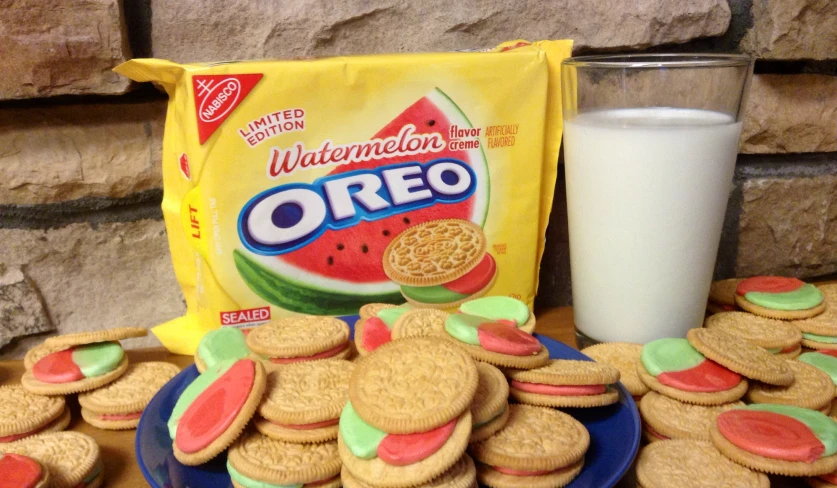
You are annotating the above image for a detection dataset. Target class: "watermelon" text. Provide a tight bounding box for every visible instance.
[238,159,476,255]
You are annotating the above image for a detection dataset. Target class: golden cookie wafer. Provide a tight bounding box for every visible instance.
[736,294,827,320]
[359,303,397,322]
[391,309,449,340]
[470,362,509,426]
[21,355,130,396]
[341,454,477,488]
[44,326,148,348]
[778,344,803,358]
[228,431,341,485]
[246,316,350,358]
[807,477,837,488]
[470,404,509,443]
[42,406,72,434]
[506,359,620,386]
[804,340,837,351]
[338,411,472,488]
[509,386,619,408]
[687,328,794,386]
[705,311,802,350]
[475,459,583,488]
[792,296,837,336]
[710,422,837,476]
[443,338,550,369]
[174,359,267,466]
[0,385,66,439]
[252,418,338,444]
[402,272,496,310]
[382,219,487,287]
[581,342,649,397]
[639,391,744,441]
[636,439,769,488]
[259,360,354,425]
[709,278,744,307]
[636,360,748,405]
[469,404,589,472]
[349,337,478,434]
[78,362,180,429]
[746,360,835,411]
[0,431,102,488]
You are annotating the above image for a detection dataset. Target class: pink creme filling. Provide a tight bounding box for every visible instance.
[270,343,347,364]
[0,424,45,443]
[32,348,85,384]
[819,472,837,484]
[644,423,670,441]
[478,322,541,356]
[442,253,496,295]
[493,466,554,476]
[510,379,605,396]
[656,359,741,393]
[360,317,392,352]
[100,412,142,421]
[272,418,339,430]
[717,409,824,463]
[377,418,457,466]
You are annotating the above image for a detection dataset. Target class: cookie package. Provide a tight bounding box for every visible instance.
[114,39,573,354]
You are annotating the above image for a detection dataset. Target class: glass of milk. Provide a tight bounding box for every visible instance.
[561,54,754,345]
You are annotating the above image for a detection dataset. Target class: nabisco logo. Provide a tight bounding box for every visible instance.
[198,78,241,123]
[192,73,263,144]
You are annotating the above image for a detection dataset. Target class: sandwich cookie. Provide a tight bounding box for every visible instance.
[0,453,50,488]
[355,304,414,356]
[746,360,835,412]
[793,285,837,350]
[810,472,837,487]
[581,342,649,400]
[341,454,477,488]
[391,309,449,340]
[227,431,342,488]
[359,303,397,322]
[711,404,837,476]
[78,362,180,430]
[22,343,129,396]
[704,311,802,358]
[470,404,588,488]
[255,360,354,443]
[638,391,744,443]
[442,314,549,369]
[0,431,103,488]
[247,317,351,364]
[383,219,496,309]
[735,276,825,320]
[0,385,69,442]
[459,296,536,334]
[799,352,837,387]
[687,327,794,386]
[339,338,477,487]
[169,358,267,465]
[469,362,510,443]
[506,359,620,408]
[707,278,744,314]
[636,439,769,488]
[195,327,251,373]
[638,338,747,405]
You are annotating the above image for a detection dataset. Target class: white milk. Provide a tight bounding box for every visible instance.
[563,108,742,343]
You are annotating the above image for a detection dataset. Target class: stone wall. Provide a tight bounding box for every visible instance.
[1,0,835,356]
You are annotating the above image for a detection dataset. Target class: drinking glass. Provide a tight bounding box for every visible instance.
[561,54,754,345]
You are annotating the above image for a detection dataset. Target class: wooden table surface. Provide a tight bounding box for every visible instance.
[0,307,580,487]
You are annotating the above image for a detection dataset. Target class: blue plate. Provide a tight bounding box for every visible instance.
[137,315,640,488]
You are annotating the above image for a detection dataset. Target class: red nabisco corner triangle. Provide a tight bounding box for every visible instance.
[192,74,263,144]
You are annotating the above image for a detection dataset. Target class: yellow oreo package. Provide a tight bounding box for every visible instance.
[116,39,572,354]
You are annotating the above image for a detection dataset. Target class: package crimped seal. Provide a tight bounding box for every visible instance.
[78,362,180,430]
[255,359,354,444]
[113,40,573,355]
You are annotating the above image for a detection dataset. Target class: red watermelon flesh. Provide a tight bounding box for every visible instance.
[277,88,488,283]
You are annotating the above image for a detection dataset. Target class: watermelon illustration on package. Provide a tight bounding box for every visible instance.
[234,88,490,315]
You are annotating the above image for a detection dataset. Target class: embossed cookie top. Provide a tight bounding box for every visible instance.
[246,316,350,357]
[341,453,477,488]
[636,439,769,488]
[78,362,180,414]
[228,431,341,484]
[506,359,621,386]
[581,342,649,397]
[793,285,837,335]
[709,278,744,306]
[0,386,66,437]
[640,391,744,441]
[383,219,487,287]
[704,312,802,349]
[470,404,589,471]
[44,326,147,349]
[259,359,355,424]
[349,337,478,434]
[470,361,509,425]
[391,309,449,340]
[0,431,100,488]
[746,360,835,410]
[687,328,794,386]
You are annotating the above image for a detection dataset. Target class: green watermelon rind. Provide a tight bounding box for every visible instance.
[426,87,491,226]
[234,249,405,315]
